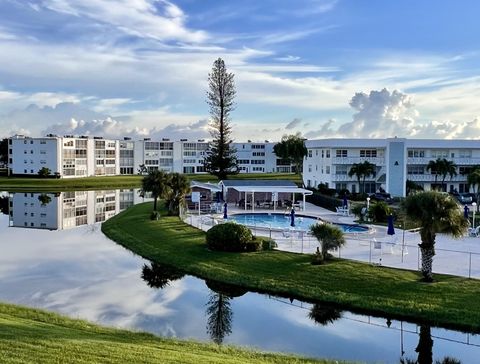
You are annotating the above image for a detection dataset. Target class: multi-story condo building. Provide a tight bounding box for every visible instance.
[8,135,120,178]
[303,138,480,197]
[8,189,142,230]
[8,135,294,177]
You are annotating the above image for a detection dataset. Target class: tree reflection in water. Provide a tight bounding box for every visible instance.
[399,324,461,364]
[308,303,343,326]
[141,262,185,289]
[205,280,247,345]
[0,196,8,215]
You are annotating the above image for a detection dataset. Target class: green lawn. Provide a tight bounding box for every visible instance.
[0,173,301,191]
[102,202,480,332]
[0,302,336,364]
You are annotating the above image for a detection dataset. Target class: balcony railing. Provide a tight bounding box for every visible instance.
[407,174,468,182]
[407,157,480,166]
[332,157,385,165]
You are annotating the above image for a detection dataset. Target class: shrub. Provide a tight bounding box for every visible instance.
[245,239,262,252]
[368,201,392,223]
[37,167,51,178]
[206,222,253,252]
[260,237,277,250]
[150,211,160,220]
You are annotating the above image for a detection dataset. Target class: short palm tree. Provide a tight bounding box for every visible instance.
[310,223,346,263]
[402,191,468,282]
[426,158,457,191]
[141,169,170,212]
[348,161,376,194]
[426,158,442,187]
[166,172,191,216]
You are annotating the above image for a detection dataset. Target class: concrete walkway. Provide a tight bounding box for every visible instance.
[184,202,480,279]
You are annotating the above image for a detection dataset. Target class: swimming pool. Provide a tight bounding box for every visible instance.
[228,213,369,233]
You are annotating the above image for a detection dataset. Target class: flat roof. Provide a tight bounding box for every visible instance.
[221,180,297,187]
[227,186,313,195]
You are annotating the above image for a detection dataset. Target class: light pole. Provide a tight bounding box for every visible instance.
[366,197,371,222]
[473,202,477,229]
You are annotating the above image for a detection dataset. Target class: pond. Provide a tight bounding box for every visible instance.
[0,189,478,363]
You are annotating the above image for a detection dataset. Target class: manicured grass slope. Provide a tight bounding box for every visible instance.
[103,202,480,331]
[0,303,333,364]
[0,173,301,191]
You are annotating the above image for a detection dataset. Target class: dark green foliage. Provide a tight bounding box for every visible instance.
[317,183,335,196]
[348,161,376,194]
[406,179,424,195]
[206,292,233,344]
[204,58,238,180]
[0,196,8,215]
[245,239,262,252]
[257,237,277,250]
[467,168,480,212]
[205,280,248,298]
[306,192,338,212]
[426,158,457,191]
[206,222,253,252]
[368,201,392,223]
[141,170,171,212]
[350,204,366,221]
[37,193,52,206]
[273,133,307,175]
[308,303,343,326]
[402,191,468,282]
[310,223,346,263]
[37,167,51,177]
[141,262,184,289]
[165,172,190,216]
[0,138,7,165]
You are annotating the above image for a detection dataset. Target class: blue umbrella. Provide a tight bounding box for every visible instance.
[464,205,470,220]
[387,214,395,235]
[343,194,348,208]
[290,208,295,227]
[223,203,228,219]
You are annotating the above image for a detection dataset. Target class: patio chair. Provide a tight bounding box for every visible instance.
[468,226,480,237]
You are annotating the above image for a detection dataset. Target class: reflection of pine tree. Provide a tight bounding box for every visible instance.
[0,196,8,215]
[206,292,232,344]
[308,303,342,326]
[141,262,184,289]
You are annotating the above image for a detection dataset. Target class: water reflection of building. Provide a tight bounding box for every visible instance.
[8,189,142,230]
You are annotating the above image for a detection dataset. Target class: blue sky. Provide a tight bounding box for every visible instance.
[0,0,479,141]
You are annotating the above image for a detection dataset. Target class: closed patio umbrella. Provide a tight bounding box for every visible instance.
[290,208,295,227]
[387,214,395,236]
[223,203,228,219]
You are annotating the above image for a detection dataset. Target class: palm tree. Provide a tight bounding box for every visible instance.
[141,170,171,212]
[141,262,185,289]
[467,168,480,212]
[310,223,346,263]
[402,191,468,282]
[440,159,457,191]
[308,303,343,326]
[348,161,376,194]
[406,179,424,196]
[426,158,457,191]
[165,172,190,216]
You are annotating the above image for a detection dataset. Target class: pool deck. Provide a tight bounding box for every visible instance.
[185,202,480,279]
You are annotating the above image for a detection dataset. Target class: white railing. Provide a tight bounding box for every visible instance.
[332,157,385,165]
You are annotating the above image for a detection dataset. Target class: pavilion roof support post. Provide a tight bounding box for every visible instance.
[252,191,255,212]
[303,193,306,212]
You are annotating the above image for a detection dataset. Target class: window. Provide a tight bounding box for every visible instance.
[251,160,265,164]
[252,152,265,157]
[183,166,195,173]
[64,140,74,147]
[183,151,197,157]
[336,165,348,175]
[407,165,424,175]
[183,159,196,164]
[252,167,264,171]
[308,150,312,158]
[196,166,205,173]
[431,150,448,158]
[40,150,46,154]
[238,159,250,164]
[321,150,324,158]
[360,149,377,158]
[326,166,330,174]
[459,150,472,158]
[308,165,312,172]
[408,149,425,158]
[326,150,330,158]
[251,144,265,149]
[336,150,347,158]
[75,140,87,148]
[40,140,46,144]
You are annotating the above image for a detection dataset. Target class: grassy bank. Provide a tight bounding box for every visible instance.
[0,302,333,364]
[102,202,480,332]
[0,173,301,191]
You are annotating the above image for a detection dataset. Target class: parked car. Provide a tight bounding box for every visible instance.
[451,192,473,204]
[463,193,478,203]
[368,192,392,203]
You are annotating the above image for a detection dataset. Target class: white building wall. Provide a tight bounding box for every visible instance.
[9,192,60,229]
[9,136,61,176]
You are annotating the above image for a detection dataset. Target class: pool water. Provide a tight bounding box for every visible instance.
[228,213,369,233]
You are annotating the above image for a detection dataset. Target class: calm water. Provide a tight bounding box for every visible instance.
[228,212,369,233]
[0,190,478,364]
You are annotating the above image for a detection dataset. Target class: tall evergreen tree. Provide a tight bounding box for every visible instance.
[204,58,238,180]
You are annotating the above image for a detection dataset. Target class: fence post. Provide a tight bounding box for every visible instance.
[469,252,472,279]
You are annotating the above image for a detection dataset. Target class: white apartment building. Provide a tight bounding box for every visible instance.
[8,135,294,177]
[8,189,142,230]
[303,138,480,197]
[8,135,120,178]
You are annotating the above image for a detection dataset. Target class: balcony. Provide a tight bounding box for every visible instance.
[332,157,385,165]
[407,174,468,182]
[407,157,480,166]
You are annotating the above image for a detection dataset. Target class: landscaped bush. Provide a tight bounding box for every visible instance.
[368,201,392,223]
[306,192,339,212]
[245,239,262,252]
[206,222,253,252]
[258,237,277,250]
